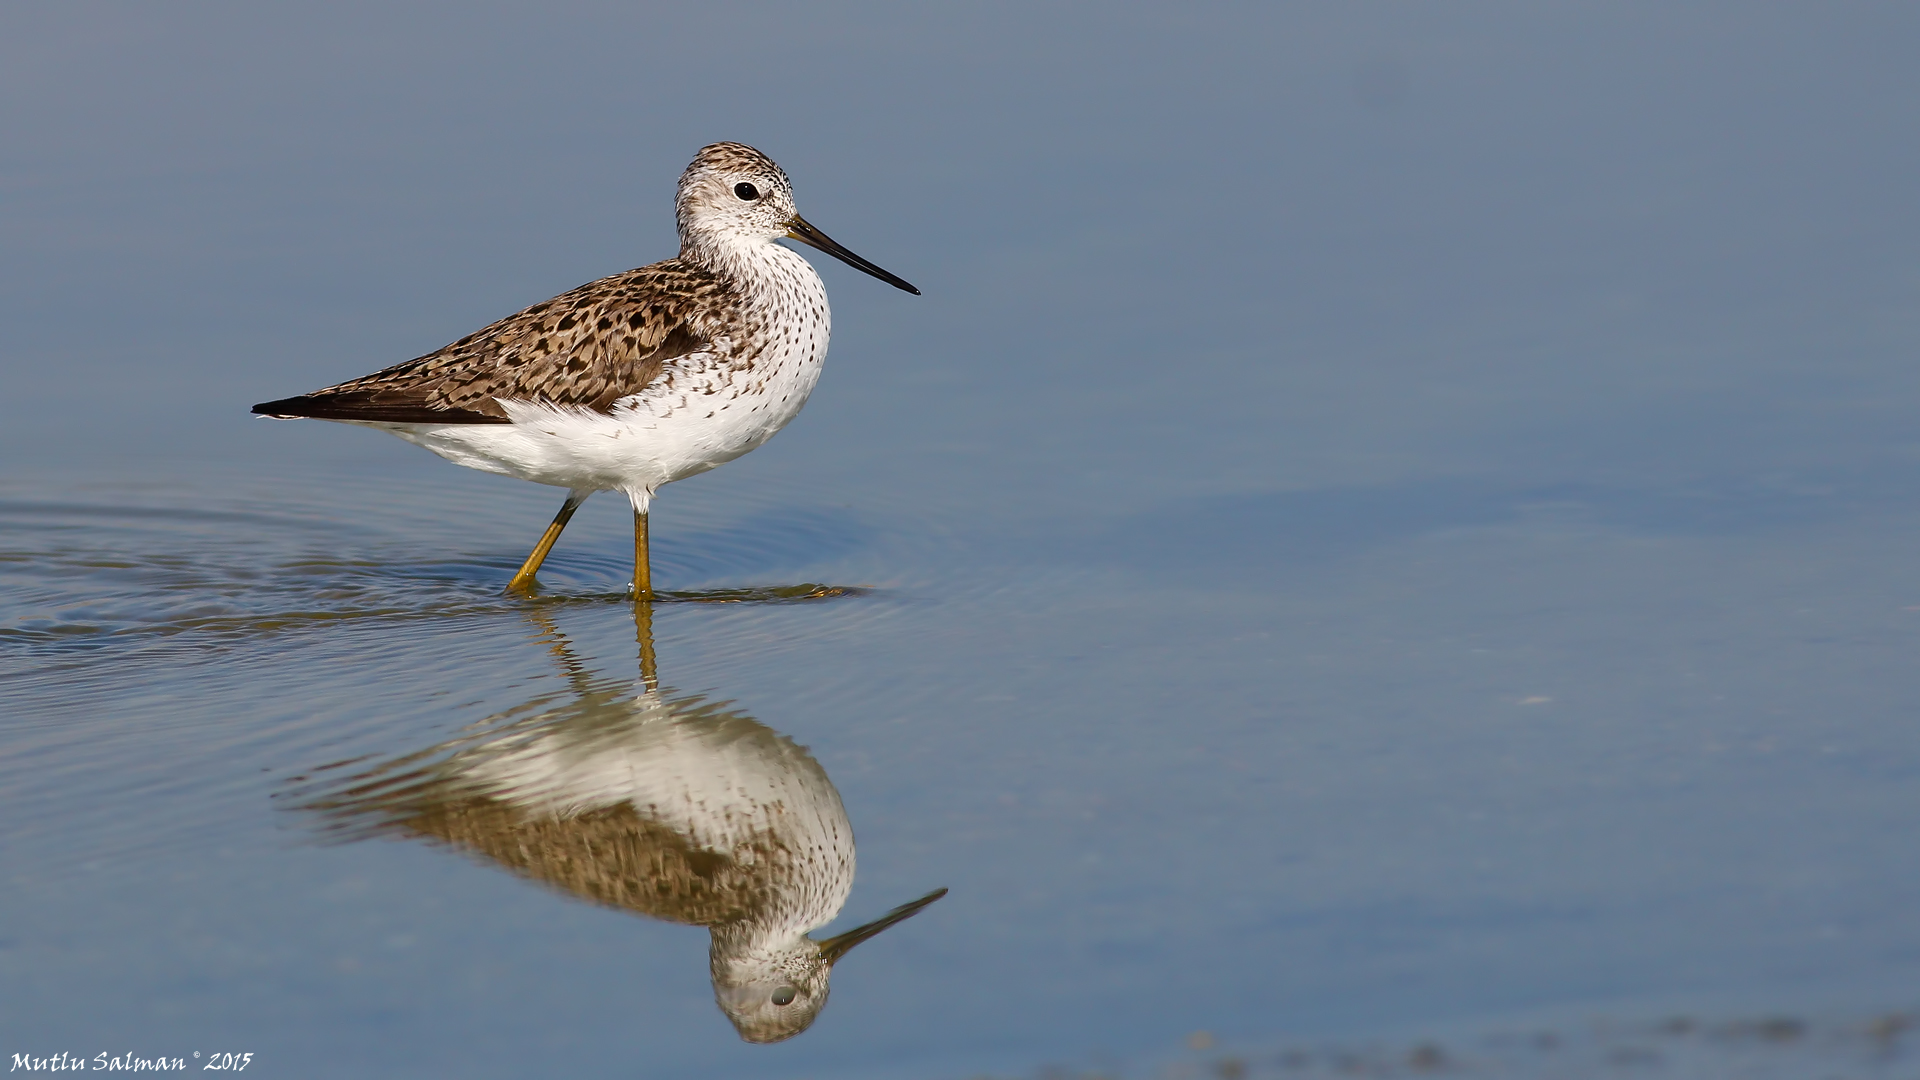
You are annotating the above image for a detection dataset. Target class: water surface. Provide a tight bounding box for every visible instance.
[4,4,1920,1077]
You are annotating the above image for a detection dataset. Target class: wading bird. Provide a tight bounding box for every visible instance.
[254,142,918,598]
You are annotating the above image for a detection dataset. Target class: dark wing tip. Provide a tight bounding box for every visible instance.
[249,394,510,424]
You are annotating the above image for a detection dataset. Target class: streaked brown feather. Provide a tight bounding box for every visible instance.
[399,797,796,927]
[253,258,730,424]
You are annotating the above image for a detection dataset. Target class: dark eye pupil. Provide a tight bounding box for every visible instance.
[734,182,759,201]
[771,987,796,1006]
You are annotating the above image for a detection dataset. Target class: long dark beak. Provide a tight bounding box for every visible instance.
[786,214,921,295]
[817,887,948,964]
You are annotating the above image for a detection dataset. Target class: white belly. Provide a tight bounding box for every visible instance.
[378,347,822,507]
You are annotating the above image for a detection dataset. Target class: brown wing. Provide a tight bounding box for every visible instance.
[398,798,795,926]
[253,258,729,424]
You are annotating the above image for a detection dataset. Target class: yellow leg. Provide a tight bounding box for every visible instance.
[506,491,586,593]
[632,506,652,602]
[633,594,658,692]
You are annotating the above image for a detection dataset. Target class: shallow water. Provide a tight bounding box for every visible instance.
[6,5,1920,1078]
[6,441,1919,1076]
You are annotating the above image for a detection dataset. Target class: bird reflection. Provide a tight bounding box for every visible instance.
[291,602,945,1043]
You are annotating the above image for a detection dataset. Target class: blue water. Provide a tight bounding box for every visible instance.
[4,5,1919,1077]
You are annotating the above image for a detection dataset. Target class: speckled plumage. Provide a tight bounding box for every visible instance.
[299,667,942,1043]
[272,261,732,423]
[252,142,917,593]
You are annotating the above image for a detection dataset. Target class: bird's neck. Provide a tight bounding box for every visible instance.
[680,233,824,311]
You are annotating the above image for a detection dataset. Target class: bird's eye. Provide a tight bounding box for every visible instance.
[734,182,760,201]
[770,987,796,1006]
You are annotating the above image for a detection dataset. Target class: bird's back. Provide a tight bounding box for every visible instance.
[253,258,732,423]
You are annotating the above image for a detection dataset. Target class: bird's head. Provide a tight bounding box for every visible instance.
[710,887,948,1043]
[676,141,919,294]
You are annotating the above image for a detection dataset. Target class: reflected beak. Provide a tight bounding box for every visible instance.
[817,887,948,964]
[785,214,922,295]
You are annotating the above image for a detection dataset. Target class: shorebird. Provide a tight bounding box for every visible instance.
[253,142,918,599]
[294,610,945,1042]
